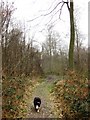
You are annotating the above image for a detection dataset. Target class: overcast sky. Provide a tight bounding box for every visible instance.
[7,0,88,48]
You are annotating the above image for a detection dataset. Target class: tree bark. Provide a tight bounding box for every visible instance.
[68,0,75,70]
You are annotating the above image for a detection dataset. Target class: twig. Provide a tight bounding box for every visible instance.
[59,2,65,19]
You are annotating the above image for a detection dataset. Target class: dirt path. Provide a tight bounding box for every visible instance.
[27,79,58,118]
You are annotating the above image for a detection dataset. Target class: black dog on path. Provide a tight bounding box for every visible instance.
[33,97,41,112]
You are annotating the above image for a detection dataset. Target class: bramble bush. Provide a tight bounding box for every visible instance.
[54,70,89,119]
[2,76,34,118]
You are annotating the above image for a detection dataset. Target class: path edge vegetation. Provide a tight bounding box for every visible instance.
[2,76,42,118]
[53,70,89,119]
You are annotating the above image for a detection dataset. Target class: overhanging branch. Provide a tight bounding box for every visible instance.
[59,2,65,19]
[28,0,70,22]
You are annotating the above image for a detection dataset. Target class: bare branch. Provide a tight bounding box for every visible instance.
[27,15,43,22]
[45,9,61,26]
[28,1,63,22]
[43,1,63,16]
[28,0,70,24]
[66,0,70,12]
[59,2,65,19]
[39,0,57,12]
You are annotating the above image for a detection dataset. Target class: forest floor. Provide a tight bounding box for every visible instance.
[26,75,60,118]
[3,74,88,119]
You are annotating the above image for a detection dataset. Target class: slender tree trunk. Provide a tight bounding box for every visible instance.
[49,35,52,73]
[69,0,75,70]
[76,29,80,70]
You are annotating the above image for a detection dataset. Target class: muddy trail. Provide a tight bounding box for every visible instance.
[27,76,59,118]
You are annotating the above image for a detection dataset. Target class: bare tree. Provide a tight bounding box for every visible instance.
[0,1,15,74]
[29,0,75,70]
[42,25,66,75]
[74,23,87,73]
[0,1,15,45]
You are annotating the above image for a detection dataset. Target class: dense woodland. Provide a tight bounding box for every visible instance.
[0,0,89,119]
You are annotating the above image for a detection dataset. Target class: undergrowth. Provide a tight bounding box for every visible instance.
[2,76,34,118]
[54,71,89,119]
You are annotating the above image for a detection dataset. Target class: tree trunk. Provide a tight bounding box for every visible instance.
[69,0,75,70]
[76,28,80,71]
